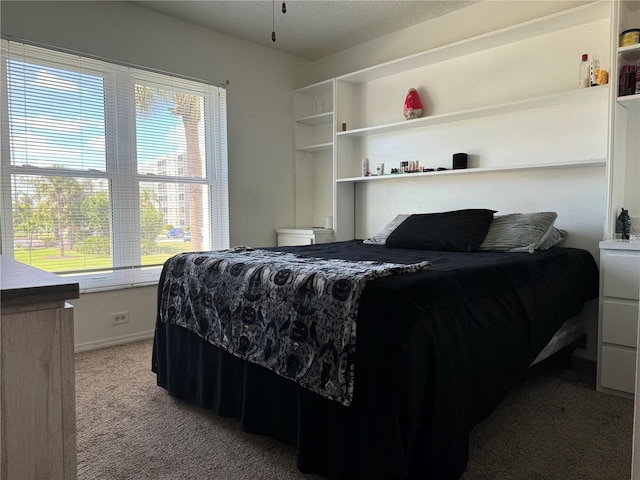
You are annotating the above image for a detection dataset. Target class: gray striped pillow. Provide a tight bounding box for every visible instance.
[538,227,567,250]
[479,212,558,253]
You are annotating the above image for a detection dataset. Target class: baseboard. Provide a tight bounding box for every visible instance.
[74,330,155,353]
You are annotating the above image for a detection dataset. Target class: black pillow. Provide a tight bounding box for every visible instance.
[385,209,495,251]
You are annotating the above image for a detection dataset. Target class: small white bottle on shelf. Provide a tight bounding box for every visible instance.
[579,53,590,88]
[361,158,369,177]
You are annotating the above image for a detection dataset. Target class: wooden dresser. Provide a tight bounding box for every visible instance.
[0,256,79,479]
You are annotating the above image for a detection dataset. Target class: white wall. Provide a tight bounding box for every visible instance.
[71,285,158,352]
[356,167,606,255]
[1,0,311,350]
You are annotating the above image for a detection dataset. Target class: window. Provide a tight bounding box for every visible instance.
[0,40,229,291]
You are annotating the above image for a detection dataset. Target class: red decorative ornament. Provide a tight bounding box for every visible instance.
[403,88,423,120]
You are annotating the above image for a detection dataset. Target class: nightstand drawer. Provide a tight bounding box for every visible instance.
[602,253,640,300]
[600,345,637,394]
[602,300,639,348]
[277,234,314,246]
[276,228,333,247]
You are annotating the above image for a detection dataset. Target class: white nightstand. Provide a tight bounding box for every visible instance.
[276,228,333,247]
[597,240,640,397]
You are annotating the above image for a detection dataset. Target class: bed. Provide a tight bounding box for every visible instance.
[152,210,599,480]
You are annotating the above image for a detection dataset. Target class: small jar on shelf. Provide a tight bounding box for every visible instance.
[619,64,637,96]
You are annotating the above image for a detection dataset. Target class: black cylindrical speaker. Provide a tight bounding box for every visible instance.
[452,153,468,170]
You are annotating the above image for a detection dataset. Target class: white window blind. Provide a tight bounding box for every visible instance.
[0,40,229,291]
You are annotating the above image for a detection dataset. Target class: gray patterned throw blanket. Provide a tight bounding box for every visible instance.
[159,247,430,406]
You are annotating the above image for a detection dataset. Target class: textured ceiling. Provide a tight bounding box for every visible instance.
[131,1,478,60]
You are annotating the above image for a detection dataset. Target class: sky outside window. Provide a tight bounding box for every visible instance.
[7,60,107,171]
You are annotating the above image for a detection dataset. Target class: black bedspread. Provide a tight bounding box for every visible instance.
[152,241,599,480]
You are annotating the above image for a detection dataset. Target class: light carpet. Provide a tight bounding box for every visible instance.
[75,339,633,479]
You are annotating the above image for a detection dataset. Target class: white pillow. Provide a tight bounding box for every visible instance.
[363,214,410,245]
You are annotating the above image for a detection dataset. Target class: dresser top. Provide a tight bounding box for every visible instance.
[1,256,79,309]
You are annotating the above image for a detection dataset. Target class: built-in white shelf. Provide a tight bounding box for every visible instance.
[296,142,333,153]
[617,43,640,104]
[337,158,606,183]
[293,78,335,231]
[296,111,333,126]
[337,2,609,84]
[618,43,640,62]
[337,86,609,138]
[293,1,612,243]
[295,79,333,97]
[618,93,640,107]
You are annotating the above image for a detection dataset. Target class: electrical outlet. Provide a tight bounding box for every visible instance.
[110,311,129,325]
